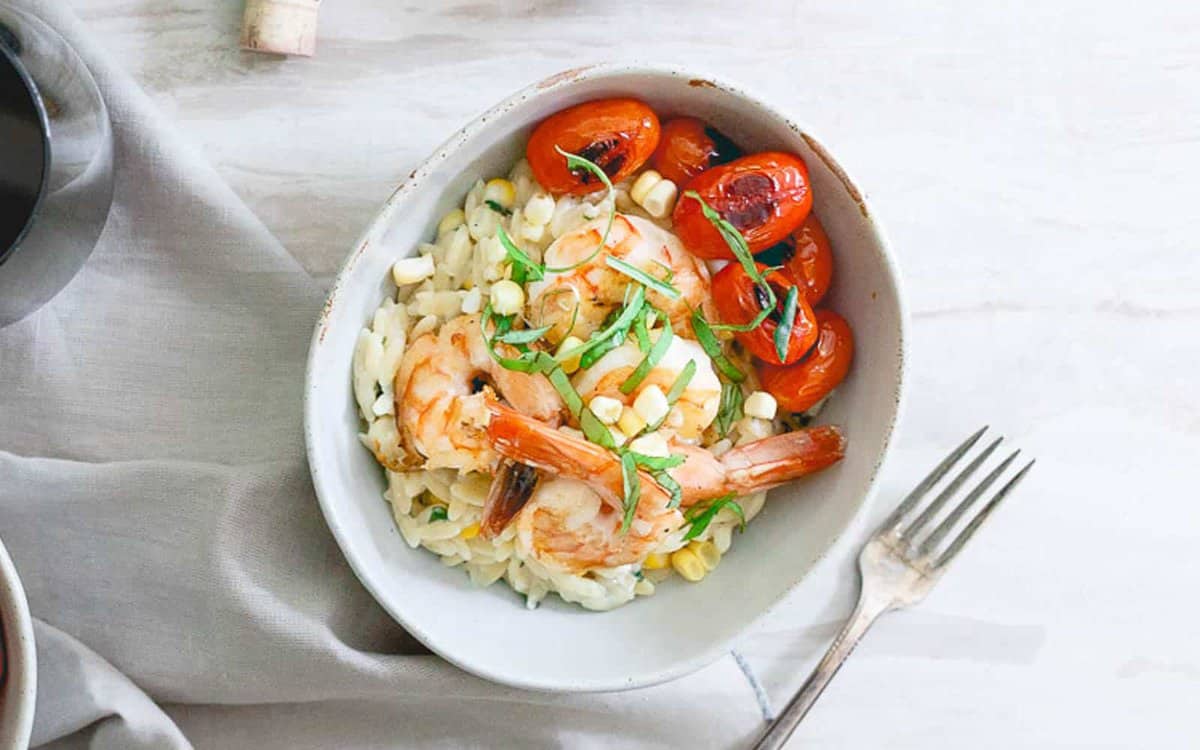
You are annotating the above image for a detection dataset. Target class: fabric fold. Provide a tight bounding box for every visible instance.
[0,0,768,747]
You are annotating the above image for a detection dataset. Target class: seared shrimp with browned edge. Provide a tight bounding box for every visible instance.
[526,213,716,344]
[479,399,845,570]
[392,314,564,473]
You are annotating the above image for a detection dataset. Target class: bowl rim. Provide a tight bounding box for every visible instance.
[0,537,37,747]
[304,62,908,692]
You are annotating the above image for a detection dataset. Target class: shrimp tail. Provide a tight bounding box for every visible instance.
[718,425,846,496]
[480,460,539,539]
[484,398,627,509]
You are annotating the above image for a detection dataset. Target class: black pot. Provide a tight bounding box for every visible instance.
[0,3,113,327]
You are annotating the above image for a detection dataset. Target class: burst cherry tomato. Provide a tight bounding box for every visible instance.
[758,214,834,306]
[526,98,660,196]
[672,152,812,259]
[758,309,854,413]
[712,262,818,366]
[650,117,740,186]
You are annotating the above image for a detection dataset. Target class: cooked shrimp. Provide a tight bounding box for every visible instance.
[526,213,715,344]
[665,428,846,505]
[572,333,721,440]
[392,314,563,472]
[514,477,683,574]
[486,398,845,508]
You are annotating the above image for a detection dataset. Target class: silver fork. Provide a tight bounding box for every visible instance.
[753,427,1035,750]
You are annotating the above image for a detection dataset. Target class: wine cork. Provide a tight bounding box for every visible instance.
[241,0,321,57]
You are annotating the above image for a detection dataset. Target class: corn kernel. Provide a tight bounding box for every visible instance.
[632,384,669,426]
[744,391,778,420]
[642,552,670,570]
[630,169,663,205]
[671,548,706,582]
[524,192,555,226]
[629,432,669,458]
[437,208,466,237]
[589,395,624,425]
[738,416,774,442]
[490,279,526,316]
[689,540,721,571]
[483,178,516,210]
[459,523,481,540]
[641,179,678,219]
[634,579,655,596]
[556,335,585,374]
[391,255,435,286]
[618,406,646,437]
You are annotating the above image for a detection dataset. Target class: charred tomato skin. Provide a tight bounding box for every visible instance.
[673,151,813,259]
[650,117,740,186]
[526,98,660,196]
[758,309,854,413]
[712,262,819,366]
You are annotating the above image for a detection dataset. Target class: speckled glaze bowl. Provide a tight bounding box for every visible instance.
[305,64,906,692]
[0,537,36,748]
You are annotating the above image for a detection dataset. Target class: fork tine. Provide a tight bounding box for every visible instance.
[881,426,988,533]
[901,436,1003,542]
[935,459,1036,568]
[919,450,1020,554]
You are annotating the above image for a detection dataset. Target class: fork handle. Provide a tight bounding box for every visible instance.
[753,595,891,750]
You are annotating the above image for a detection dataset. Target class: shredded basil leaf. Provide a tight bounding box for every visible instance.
[654,470,683,509]
[485,199,512,217]
[641,358,698,435]
[556,286,646,366]
[605,256,681,300]
[665,360,697,405]
[691,310,745,382]
[578,337,619,370]
[683,190,767,288]
[493,324,553,346]
[627,452,686,471]
[539,147,616,275]
[711,299,774,334]
[620,453,641,533]
[487,307,515,338]
[774,285,799,362]
[682,190,777,333]
[428,505,449,522]
[633,306,651,352]
[547,366,583,418]
[683,493,745,540]
[716,381,744,438]
[619,320,673,395]
[497,224,544,284]
[580,408,617,450]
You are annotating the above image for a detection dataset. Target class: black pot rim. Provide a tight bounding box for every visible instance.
[0,38,52,266]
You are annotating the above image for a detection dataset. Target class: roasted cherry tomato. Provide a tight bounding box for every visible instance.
[758,214,834,306]
[758,309,854,413]
[712,262,818,366]
[650,117,740,186]
[672,152,812,259]
[526,98,660,196]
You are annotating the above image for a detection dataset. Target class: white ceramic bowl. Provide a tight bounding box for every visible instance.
[0,537,36,748]
[305,64,906,692]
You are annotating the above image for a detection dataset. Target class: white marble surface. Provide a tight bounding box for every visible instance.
[68,0,1199,746]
